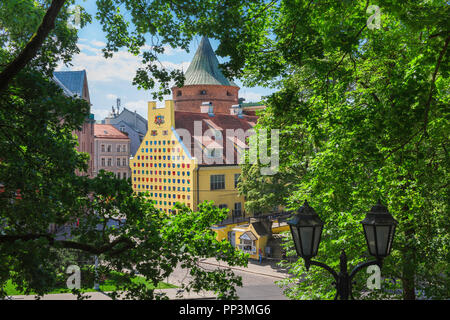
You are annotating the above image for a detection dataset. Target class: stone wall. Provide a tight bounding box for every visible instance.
[172,84,239,114]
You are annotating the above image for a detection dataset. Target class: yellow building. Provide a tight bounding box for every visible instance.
[130,36,291,260]
[130,99,254,215]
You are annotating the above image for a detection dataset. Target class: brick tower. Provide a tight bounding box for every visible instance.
[171,37,239,114]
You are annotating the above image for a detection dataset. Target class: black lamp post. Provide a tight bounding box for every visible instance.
[287,200,398,300]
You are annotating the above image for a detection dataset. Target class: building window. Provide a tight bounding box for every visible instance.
[200,90,207,95]
[210,174,225,190]
[116,158,121,167]
[123,172,127,179]
[177,91,182,96]
[234,173,240,188]
[123,144,127,153]
[117,145,121,152]
[117,172,121,179]
[239,237,256,254]
[107,158,112,166]
[101,158,105,167]
[107,145,112,152]
[122,158,127,166]
[234,203,242,217]
[119,125,125,132]
[101,144,105,152]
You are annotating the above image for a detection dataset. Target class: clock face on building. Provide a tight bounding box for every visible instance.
[155,115,165,125]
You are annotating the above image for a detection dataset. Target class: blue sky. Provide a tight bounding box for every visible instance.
[56,1,274,121]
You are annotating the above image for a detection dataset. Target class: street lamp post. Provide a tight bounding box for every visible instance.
[287,200,398,300]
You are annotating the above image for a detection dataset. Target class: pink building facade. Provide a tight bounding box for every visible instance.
[93,124,131,180]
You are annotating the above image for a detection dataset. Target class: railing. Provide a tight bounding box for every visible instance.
[216,210,293,226]
[218,215,250,226]
[237,244,256,255]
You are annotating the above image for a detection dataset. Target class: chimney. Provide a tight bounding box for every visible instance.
[230,104,243,115]
[201,102,214,116]
[231,104,244,118]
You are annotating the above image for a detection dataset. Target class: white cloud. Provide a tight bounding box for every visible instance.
[91,107,111,122]
[90,40,106,47]
[106,93,118,100]
[140,44,185,56]
[239,91,262,103]
[60,42,191,84]
[77,43,102,55]
[161,60,190,72]
[67,49,142,82]
[123,99,149,119]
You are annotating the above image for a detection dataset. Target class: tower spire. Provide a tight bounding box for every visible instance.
[184,36,237,87]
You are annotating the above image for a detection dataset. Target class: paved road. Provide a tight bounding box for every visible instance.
[8,258,291,300]
[166,259,290,300]
[233,268,288,300]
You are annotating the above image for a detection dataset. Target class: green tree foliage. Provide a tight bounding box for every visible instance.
[1,0,448,301]
[234,1,449,300]
[0,0,247,300]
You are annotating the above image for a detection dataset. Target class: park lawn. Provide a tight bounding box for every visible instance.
[4,273,177,295]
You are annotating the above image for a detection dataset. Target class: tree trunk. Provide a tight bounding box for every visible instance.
[401,204,416,300]
[402,273,416,300]
[0,0,66,92]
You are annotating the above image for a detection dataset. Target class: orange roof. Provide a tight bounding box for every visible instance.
[174,111,258,165]
[94,124,129,139]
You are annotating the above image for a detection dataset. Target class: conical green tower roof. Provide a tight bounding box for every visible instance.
[184,37,238,87]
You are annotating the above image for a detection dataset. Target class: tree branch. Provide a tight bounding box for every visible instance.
[0,0,67,92]
[422,36,450,137]
[0,233,135,256]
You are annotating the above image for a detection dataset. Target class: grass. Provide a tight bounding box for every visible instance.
[4,272,177,296]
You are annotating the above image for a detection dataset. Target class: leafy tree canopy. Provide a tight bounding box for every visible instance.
[235,0,449,300]
[0,0,248,300]
[0,0,448,300]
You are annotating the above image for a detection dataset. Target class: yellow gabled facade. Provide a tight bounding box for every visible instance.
[131,100,196,213]
[130,100,246,217]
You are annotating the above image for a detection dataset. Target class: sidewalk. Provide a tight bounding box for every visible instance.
[6,258,289,300]
[8,288,216,300]
[199,257,291,280]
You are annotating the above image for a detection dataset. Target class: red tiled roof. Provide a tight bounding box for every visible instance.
[94,124,129,139]
[174,111,258,165]
[243,110,257,116]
